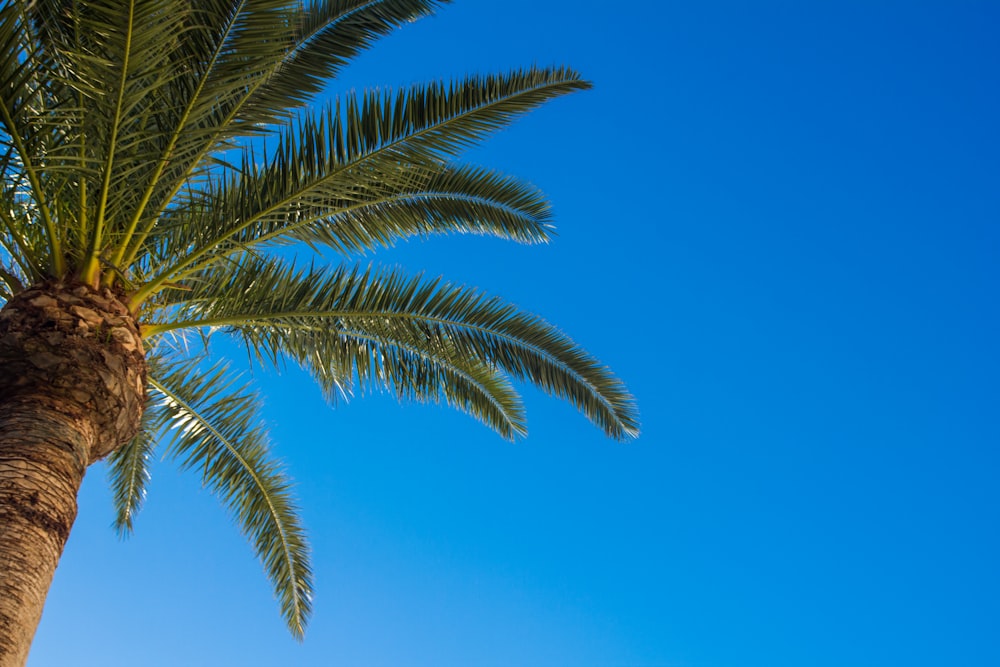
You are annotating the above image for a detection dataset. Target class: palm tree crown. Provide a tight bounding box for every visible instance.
[0,0,638,640]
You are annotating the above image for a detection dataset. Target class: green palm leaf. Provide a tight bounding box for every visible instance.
[135,66,589,298]
[147,257,638,440]
[149,356,313,638]
[0,1,63,272]
[106,406,159,537]
[240,0,446,124]
[115,0,446,270]
[275,164,556,252]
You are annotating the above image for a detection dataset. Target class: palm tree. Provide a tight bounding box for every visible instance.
[0,0,638,663]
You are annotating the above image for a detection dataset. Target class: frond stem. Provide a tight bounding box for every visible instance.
[75,0,88,253]
[0,265,24,293]
[145,308,615,419]
[124,0,369,270]
[241,323,522,434]
[0,94,62,275]
[113,0,251,274]
[84,0,136,286]
[0,205,43,277]
[131,180,545,305]
[133,75,571,304]
[147,374,305,626]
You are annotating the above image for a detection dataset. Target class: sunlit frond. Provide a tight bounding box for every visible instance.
[148,257,639,440]
[149,357,312,638]
[136,67,588,296]
[0,0,62,274]
[106,404,159,537]
[241,0,447,125]
[278,164,556,252]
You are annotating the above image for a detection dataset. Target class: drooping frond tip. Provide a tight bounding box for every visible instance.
[145,257,639,442]
[107,416,157,538]
[150,358,313,637]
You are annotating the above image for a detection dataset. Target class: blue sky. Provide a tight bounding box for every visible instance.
[29,2,1000,666]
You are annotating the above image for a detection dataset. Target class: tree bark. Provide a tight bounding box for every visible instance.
[0,282,146,667]
[0,403,88,667]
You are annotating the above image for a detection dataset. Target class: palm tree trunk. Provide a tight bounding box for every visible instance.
[0,403,88,667]
[0,283,146,667]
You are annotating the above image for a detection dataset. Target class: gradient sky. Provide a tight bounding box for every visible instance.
[28,2,1000,666]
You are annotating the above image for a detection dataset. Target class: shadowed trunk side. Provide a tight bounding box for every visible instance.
[0,283,145,667]
[0,405,88,667]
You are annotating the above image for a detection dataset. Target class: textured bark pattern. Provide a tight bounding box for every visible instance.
[0,281,146,461]
[0,408,88,667]
[0,282,147,666]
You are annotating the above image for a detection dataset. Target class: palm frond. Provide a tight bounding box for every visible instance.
[241,0,446,125]
[147,261,528,438]
[149,356,313,638]
[0,177,49,279]
[287,325,530,439]
[0,0,62,272]
[147,257,638,440]
[106,403,159,537]
[275,164,556,252]
[117,0,445,270]
[133,66,589,299]
[60,0,193,275]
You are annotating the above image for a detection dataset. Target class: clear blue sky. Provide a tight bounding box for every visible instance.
[30,2,1000,666]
